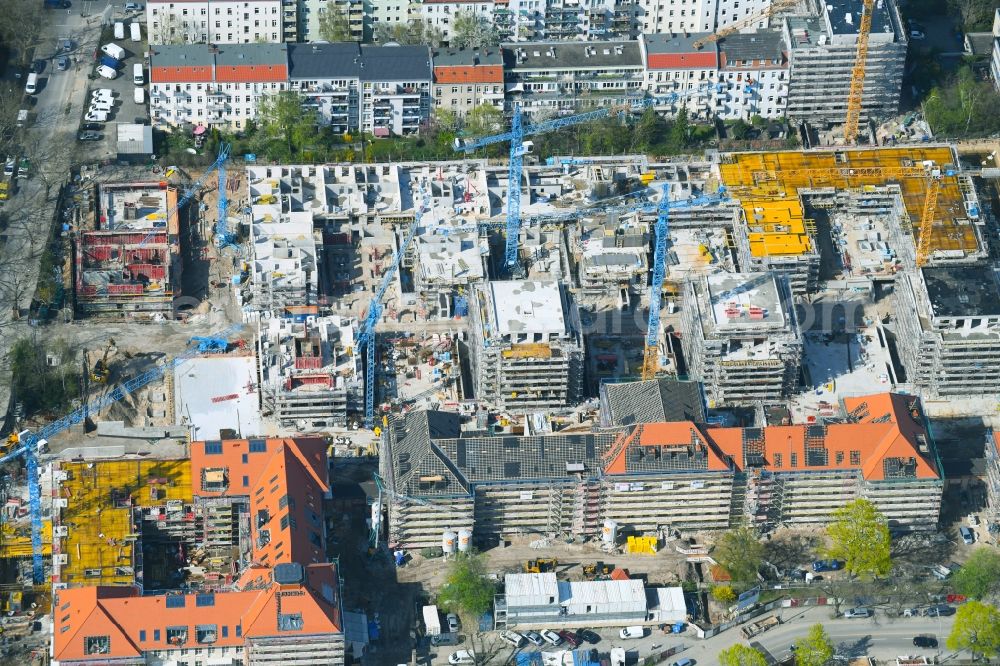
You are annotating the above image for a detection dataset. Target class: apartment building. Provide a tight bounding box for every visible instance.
[637,0,773,35]
[986,430,1000,530]
[640,32,719,119]
[993,9,1000,94]
[288,43,432,136]
[716,30,788,119]
[468,280,585,411]
[893,266,1000,397]
[298,0,367,41]
[682,272,802,407]
[150,43,289,130]
[784,0,906,126]
[419,0,497,44]
[53,438,346,666]
[378,392,942,548]
[503,40,645,115]
[257,316,364,430]
[432,47,505,117]
[147,0,295,44]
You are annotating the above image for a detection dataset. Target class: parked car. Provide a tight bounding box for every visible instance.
[449,650,476,665]
[430,633,460,647]
[499,630,525,648]
[17,159,30,179]
[910,30,926,40]
[446,613,460,633]
[960,526,975,545]
[620,626,645,639]
[557,630,579,647]
[124,2,144,11]
[576,628,600,644]
[913,635,938,648]
[96,65,117,80]
[56,56,69,71]
[968,514,980,526]
[672,660,695,666]
[843,607,873,619]
[3,158,15,177]
[925,605,955,617]
[92,88,115,98]
[902,607,921,617]
[81,123,103,131]
[61,38,74,51]
[523,631,544,646]
[540,629,562,646]
[84,110,109,122]
[812,560,843,572]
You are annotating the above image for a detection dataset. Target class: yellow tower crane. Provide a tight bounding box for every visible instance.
[746,162,951,267]
[693,0,800,49]
[844,0,876,143]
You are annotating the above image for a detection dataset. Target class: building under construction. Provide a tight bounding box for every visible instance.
[892,266,1000,396]
[681,272,802,407]
[256,315,363,429]
[74,182,180,319]
[378,392,943,549]
[469,280,584,411]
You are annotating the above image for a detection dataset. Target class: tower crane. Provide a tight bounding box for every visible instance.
[1,324,241,584]
[453,84,735,274]
[358,184,429,429]
[844,0,876,142]
[692,0,800,49]
[215,143,236,250]
[137,143,232,248]
[643,190,730,379]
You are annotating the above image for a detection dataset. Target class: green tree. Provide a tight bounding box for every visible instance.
[719,644,768,666]
[924,66,1000,138]
[465,103,505,137]
[451,11,497,49]
[255,91,319,157]
[11,337,80,415]
[374,19,443,46]
[795,623,835,666]
[634,107,667,152]
[667,107,690,153]
[947,601,1000,658]
[953,547,1000,600]
[437,552,496,619]
[318,1,352,42]
[730,118,752,140]
[947,0,997,30]
[826,498,892,578]
[711,584,736,604]
[713,527,764,585]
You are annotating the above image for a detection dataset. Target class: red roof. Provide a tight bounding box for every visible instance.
[647,52,718,70]
[434,64,503,84]
[150,65,212,84]
[216,63,287,83]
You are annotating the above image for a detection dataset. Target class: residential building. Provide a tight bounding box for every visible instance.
[715,30,788,119]
[637,0,774,35]
[257,316,364,430]
[985,430,1000,530]
[494,573,687,630]
[432,47,505,117]
[681,272,802,407]
[418,0,496,44]
[147,0,294,44]
[53,437,346,666]
[287,43,432,136]
[892,266,1000,397]
[378,392,942,549]
[468,280,585,411]
[149,43,289,131]
[994,8,1000,93]
[640,32,720,120]
[503,40,645,116]
[783,0,906,126]
[299,0,367,41]
[597,377,705,428]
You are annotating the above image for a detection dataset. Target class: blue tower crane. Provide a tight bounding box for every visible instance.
[2,324,241,584]
[138,143,232,248]
[215,143,236,250]
[357,184,428,429]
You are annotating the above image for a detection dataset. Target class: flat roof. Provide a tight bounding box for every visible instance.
[923,266,1000,318]
[826,0,893,37]
[707,273,785,328]
[502,41,642,70]
[490,280,566,335]
[174,355,264,440]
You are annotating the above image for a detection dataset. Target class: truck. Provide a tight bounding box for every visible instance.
[422,604,441,636]
[741,614,781,639]
[100,55,121,70]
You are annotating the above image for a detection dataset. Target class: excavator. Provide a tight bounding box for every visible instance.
[90,339,116,384]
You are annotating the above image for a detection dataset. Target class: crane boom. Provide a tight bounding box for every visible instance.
[693,0,800,49]
[4,324,242,584]
[844,0,876,142]
[215,143,235,249]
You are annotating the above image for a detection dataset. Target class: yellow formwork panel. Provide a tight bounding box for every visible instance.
[719,147,980,259]
[58,459,191,586]
[0,521,52,558]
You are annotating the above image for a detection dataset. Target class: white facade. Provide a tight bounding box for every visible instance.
[992,9,1000,94]
[637,0,773,35]
[715,31,788,119]
[418,0,496,44]
[147,0,288,44]
[151,79,288,129]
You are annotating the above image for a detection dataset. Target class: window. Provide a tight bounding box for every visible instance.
[84,636,111,655]
[249,439,267,453]
[195,593,215,607]
[835,451,844,464]
[850,450,861,465]
[204,441,223,455]
[167,626,189,645]
[277,613,304,631]
[196,625,219,644]
[790,452,797,467]
[222,626,228,638]
[236,625,242,637]
[280,514,289,529]
[278,494,289,509]
[242,453,248,464]
[774,452,783,467]
[139,630,147,642]
[243,475,250,487]
[154,630,161,641]
[166,595,186,609]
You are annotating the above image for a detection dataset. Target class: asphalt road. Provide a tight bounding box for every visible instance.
[0,4,106,422]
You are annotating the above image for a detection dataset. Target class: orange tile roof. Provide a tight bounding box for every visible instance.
[434,64,503,84]
[191,437,327,498]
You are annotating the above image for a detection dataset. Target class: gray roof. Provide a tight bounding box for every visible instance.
[215,42,288,67]
[287,43,431,82]
[826,0,893,36]
[965,32,996,57]
[718,31,786,65]
[502,41,642,70]
[642,32,715,55]
[149,44,214,68]
[599,378,706,428]
[432,47,503,68]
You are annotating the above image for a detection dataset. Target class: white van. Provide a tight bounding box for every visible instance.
[16,109,29,127]
[619,626,645,639]
[132,63,144,85]
[448,651,476,665]
[25,73,38,95]
[101,43,126,61]
[114,22,125,40]
[96,65,118,80]
[133,87,145,104]
[129,22,141,42]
